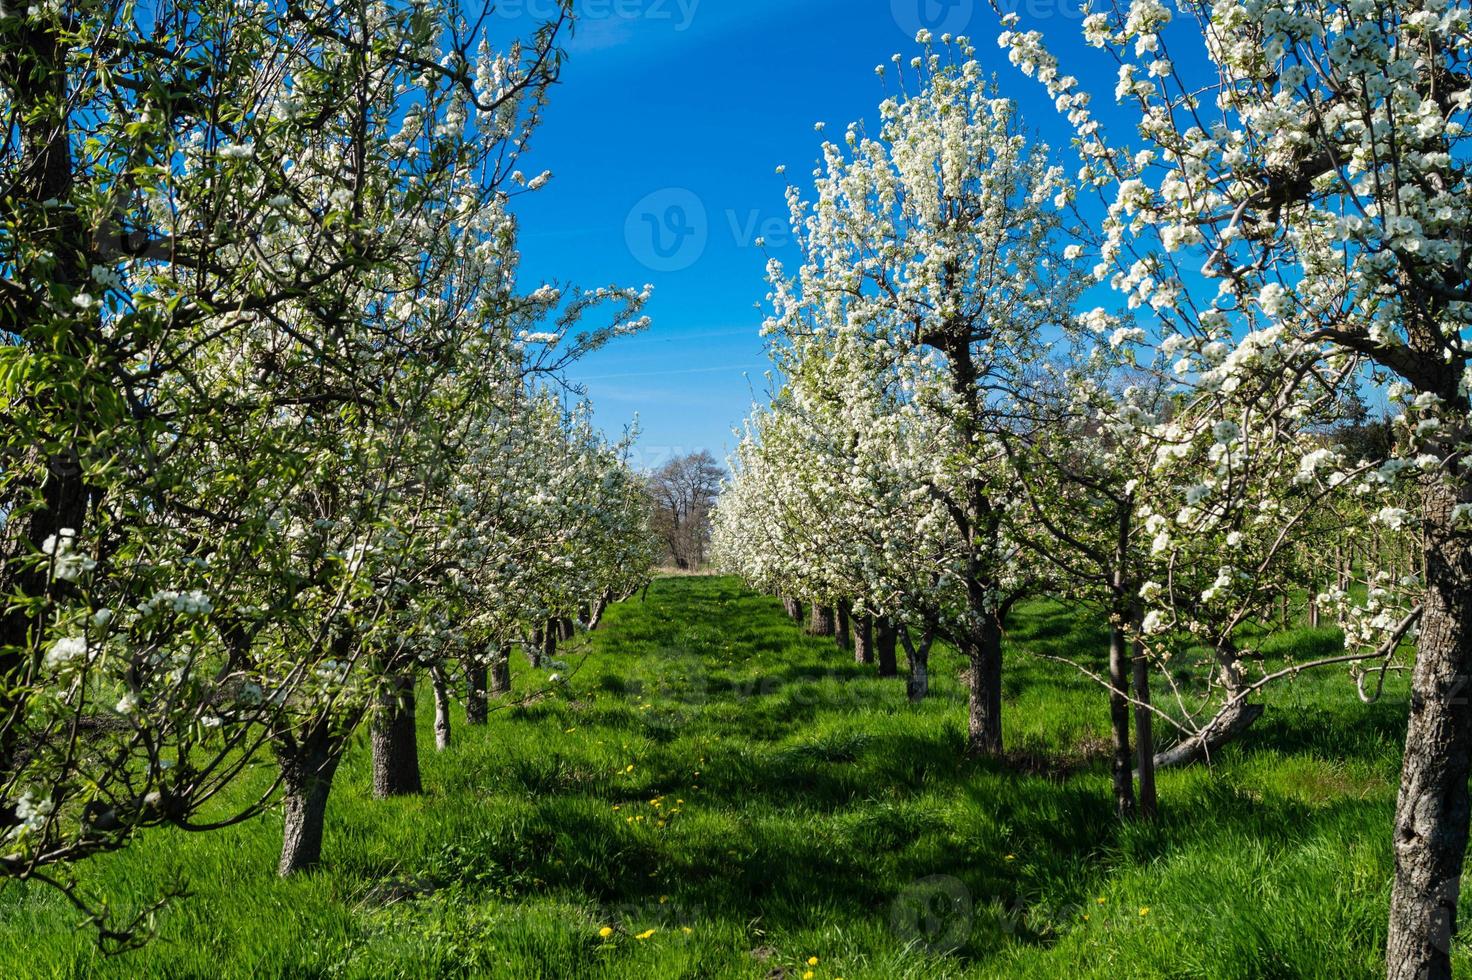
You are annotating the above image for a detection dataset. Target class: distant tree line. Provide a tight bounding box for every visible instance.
[647,451,724,570]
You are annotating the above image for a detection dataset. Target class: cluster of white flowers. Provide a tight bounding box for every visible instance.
[137,590,214,617]
[40,528,95,582]
[42,636,89,672]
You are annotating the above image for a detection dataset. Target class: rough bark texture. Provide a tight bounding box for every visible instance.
[853,614,875,666]
[277,725,342,876]
[1386,482,1472,980]
[1153,641,1263,769]
[808,604,835,637]
[542,619,559,663]
[1132,631,1157,820]
[1108,617,1135,820]
[1152,698,1264,769]
[901,628,931,703]
[558,617,575,642]
[835,600,852,652]
[964,616,1004,756]
[782,597,803,622]
[431,668,451,752]
[876,619,899,678]
[371,672,422,798]
[465,663,489,725]
[527,628,544,668]
[490,645,512,696]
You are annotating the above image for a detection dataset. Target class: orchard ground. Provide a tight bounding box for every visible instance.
[0,576,1435,978]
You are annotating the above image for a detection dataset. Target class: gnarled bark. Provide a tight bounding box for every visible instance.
[900,627,932,703]
[277,723,343,876]
[1386,481,1472,980]
[371,671,422,798]
[465,662,489,725]
[876,618,898,678]
[1152,698,1264,769]
[853,613,874,666]
[1152,639,1263,769]
[808,604,835,637]
[964,615,1004,756]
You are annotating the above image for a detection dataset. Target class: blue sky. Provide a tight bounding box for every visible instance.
[505,0,1099,470]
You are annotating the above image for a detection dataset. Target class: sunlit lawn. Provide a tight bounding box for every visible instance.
[0,576,1437,978]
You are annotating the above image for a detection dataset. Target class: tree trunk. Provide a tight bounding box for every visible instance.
[783,597,803,622]
[1386,482,1472,980]
[1152,698,1264,768]
[965,616,1004,756]
[1132,628,1157,820]
[853,613,875,666]
[900,627,932,702]
[589,592,611,630]
[876,618,898,678]
[465,662,489,725]
[1153,641,1262,768]
[490,644,512,696]
[542,619,559,663]
[0,19,96,823]
[808,604,835,637]
[371,671,422,798]
[1108,612,1135,820]
[835,600,852,652]
[527,627,544,668]
[559,617,575,642]
[431,666,452,751]
[277,724,343,876]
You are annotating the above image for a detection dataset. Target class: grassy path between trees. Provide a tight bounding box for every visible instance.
[0,576,1431,977]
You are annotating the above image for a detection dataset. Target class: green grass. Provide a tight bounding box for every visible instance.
[0,576,1448,978]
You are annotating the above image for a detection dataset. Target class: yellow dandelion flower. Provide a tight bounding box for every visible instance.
[1139,907,1150,917]
[1004,854,1015,861]
[1096,897,1106,905]
[808,957,819,966]
[659,895,669,904]
[635,928,657,940]
[598,926,614,939]
[681,926,693,935]
[625,764,635,772]
[802,972,814,980]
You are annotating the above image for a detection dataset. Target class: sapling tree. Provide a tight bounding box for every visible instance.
[1002,366,1171,817]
